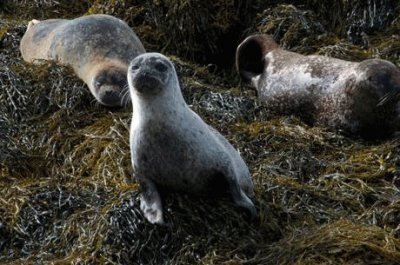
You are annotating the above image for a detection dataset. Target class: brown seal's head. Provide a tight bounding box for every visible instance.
[236,34,279,85]
[128,53,176,98]
[91,67,129,107]
[86,60,130,107]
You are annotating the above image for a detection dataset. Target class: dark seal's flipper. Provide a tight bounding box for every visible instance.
[235,34,279,86]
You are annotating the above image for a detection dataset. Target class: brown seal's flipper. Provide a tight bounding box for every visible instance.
[235,34,279,86]
[27,19,40,30]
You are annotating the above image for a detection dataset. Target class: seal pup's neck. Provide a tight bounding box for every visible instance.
[131,77,189,122]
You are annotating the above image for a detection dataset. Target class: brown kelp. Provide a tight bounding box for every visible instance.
[1,1,400,264]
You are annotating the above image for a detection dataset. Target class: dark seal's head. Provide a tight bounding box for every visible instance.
[128,53,176,98]
[236,34,279,85]
[346,59,400,138]
[90,65,130,107]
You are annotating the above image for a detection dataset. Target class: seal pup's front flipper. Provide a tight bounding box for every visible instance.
[139,179,164,225]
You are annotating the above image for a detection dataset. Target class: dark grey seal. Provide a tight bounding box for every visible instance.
[128,53,256,224]
[20,14,146,107]
[236,34,400,138]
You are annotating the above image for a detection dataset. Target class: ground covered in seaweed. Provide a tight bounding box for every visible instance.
[1,1,400,264]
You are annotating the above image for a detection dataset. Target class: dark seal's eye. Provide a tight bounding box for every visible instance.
[155,62,167,72]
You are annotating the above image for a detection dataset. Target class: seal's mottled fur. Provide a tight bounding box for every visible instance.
[236,34,400,138]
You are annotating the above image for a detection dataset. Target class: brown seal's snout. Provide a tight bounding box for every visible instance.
[236,34,279,86]
[98,89,122,106]
[128,53,171,96]
[92,68,129,107]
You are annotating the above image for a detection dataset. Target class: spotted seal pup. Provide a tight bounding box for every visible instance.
[128,53,256,224]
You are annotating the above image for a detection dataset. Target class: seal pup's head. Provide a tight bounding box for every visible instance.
[128,53,181,103]
[236,34,279,86]
[88,60,130,107]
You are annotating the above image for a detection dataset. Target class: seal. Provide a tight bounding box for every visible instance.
[236,34,400,138]
[20,14,146,107]
[128,53,256,224]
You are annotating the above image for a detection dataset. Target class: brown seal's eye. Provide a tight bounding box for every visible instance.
[94,80,102,88]
[155,62,167,72]
[111,74,126,85]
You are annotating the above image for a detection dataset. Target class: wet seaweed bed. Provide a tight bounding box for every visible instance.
[1,1,400,264]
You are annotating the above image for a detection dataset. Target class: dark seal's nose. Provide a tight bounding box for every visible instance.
[101,90,121,106]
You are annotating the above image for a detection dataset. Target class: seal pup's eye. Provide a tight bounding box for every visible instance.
[154,62,167,72]
[131,64,140,71]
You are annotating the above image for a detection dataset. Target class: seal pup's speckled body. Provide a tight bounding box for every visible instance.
[128,53,256,224]
[20,14,146,107]
[236,34,400,138]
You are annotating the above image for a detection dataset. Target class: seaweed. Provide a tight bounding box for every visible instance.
[255,4,330,54]
[88,0,257,68]
[0,0,93,19]
[1,1,400,264]
[346,0,396,46]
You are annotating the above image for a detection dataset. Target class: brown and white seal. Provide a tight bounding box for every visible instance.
[236,34,400,138]
[20,14,146,107]
[128,53,256,224]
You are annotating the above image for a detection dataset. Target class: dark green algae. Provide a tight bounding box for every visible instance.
[0,1,400,264]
